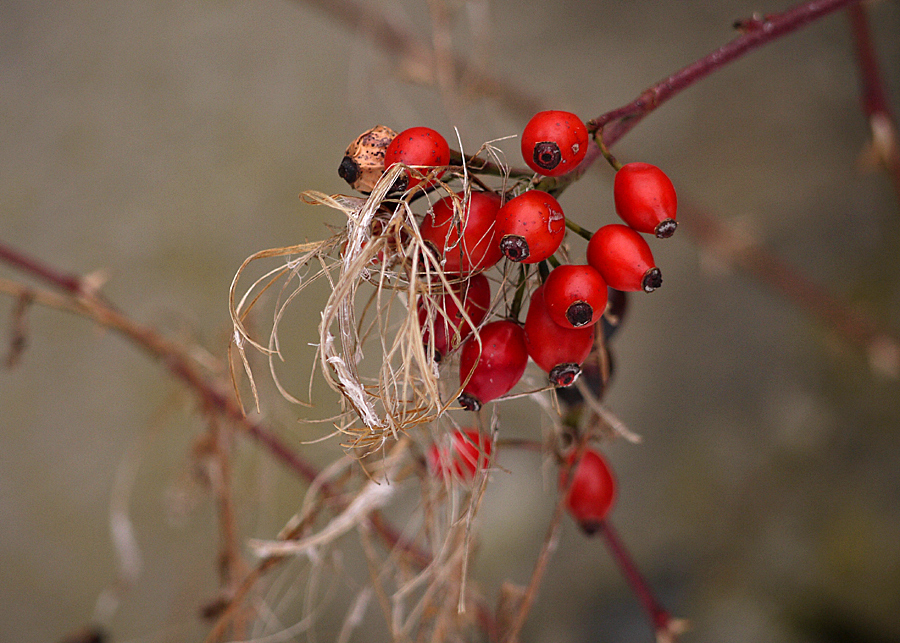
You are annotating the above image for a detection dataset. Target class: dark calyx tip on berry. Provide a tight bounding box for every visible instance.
[579,520,602,536]
[338,156,360,184]
[533,141,562,172]
[655,219,677,239]
[458,392,482,412]
[499,235,530,262]
[642,268,663,293]
[388,172,408,194]
[566,301,594,327]
[549,363,582,388]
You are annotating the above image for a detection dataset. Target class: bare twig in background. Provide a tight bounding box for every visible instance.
[0,244,447,641]
[847,2,900,205]
[5,288,32,368]
[296,0,542,119]
[0,242,322,482]
[588,0,865,147]
[683,201,900,377]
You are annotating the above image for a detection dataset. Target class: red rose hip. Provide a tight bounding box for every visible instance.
[542,264,608,329]
[384,126,451,191]
[458,320,528,411]
[587,224,662,293]
[559,448,617,535]
[524,286,595,387]
[614,162,678,238]
[418,273,491,362]
[496,190,566,264]
[427,428,492,481]
[521,110,589,177]
[420,191,502,274]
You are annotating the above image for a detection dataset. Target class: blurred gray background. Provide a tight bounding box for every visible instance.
[2,1,899,642]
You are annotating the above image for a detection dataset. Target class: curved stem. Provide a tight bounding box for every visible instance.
[589,0,864,149]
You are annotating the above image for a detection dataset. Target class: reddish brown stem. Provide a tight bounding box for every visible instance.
[598,521,672,634]
[683,203,900,376]
[589,0,863,148]
[0,243,88,297]
[847,3,900,205]
[0,240,433,572]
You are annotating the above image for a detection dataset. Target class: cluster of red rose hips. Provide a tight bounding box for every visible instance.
[337,110,678,530]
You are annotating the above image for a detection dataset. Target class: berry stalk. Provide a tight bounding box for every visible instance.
[597,521,676,638]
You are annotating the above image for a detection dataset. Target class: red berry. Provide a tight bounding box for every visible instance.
[384,126,451,191]
[521,110,589,177]
[614,162,678,238]
[496,190,566,264]
[587,224,662,293]
[524,285,595,387]
[458,320,528,411]
[559,448,617,535]
[418,273,491,361]
[542,264,608,329]
[420,191,502,274]
[427,428,492,481]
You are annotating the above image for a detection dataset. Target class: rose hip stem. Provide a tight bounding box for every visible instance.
[589,0,865,149]
[597,520,673,635]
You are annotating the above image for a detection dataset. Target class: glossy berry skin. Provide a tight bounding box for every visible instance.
[524,286,595,387]
[587,224,662,293]
[542,264,608,329]
[418,273,491,362]
[559,448,617,535]
[427,429,492,481]
[521,111,589,177]
[458,320,528,411]
[420,191,502,274]
[496,190,566,264]
[384,126,451,191]
[614,162,678,238]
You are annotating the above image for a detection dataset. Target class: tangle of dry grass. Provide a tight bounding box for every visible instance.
[229,142,523,453]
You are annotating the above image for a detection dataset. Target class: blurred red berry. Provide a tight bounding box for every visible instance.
[559,448,617,535]
[427,428,492,481]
